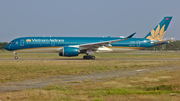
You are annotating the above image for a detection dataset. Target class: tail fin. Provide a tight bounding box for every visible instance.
[144,16,172,41]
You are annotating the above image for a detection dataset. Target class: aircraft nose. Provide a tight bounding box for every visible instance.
[5,44,9,50]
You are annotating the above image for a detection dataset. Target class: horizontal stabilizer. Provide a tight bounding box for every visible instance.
[151,38,175,45]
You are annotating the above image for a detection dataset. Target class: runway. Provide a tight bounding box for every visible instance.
[1,58,180,61]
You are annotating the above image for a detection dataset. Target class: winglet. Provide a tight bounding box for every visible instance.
[126,32,136,39]
[117,32,136,42]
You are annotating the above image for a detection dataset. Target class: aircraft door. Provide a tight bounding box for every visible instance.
[136,40,140,47]
[20,39,24,46]
[51,40,55,46]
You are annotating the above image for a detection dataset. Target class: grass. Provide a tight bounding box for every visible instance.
[0,60,176,83]
[1,68,180,101]
[1,51,180,100]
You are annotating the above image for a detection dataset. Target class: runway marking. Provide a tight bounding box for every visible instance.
[136,69,149,72]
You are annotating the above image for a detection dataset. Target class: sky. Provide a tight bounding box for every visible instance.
[0,0,180,42]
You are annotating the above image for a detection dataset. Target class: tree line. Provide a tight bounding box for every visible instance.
[0,40,180,50]
[0,42,8,50]
[145,40,180,51]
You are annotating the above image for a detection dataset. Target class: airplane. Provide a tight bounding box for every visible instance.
[5,16,173,60]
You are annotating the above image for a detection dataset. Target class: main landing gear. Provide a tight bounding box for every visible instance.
[14,52,18,59]
[83,55,95,60]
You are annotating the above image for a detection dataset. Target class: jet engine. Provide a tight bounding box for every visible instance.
[59,47,79,57]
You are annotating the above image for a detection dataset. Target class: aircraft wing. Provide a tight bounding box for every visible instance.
[79,32,136,50]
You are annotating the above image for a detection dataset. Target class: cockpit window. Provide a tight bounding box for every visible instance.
[10,41,14,44]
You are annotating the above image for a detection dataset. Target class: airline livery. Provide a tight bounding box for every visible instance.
[5,17,173,60]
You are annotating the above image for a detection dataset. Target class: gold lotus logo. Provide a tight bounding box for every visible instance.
[146,24,166,41]
[26,39,31,42]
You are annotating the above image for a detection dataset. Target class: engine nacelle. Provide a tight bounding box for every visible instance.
[59,47,79,57]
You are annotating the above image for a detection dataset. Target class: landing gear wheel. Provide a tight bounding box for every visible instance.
[15,56,18,59]
[83,56,87,59]
[91,56,95,60]
[83,55,95,60]
[87,56,91,59]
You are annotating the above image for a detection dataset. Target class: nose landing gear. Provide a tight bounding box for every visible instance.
[83,55,95,60]
[13,52,18,59]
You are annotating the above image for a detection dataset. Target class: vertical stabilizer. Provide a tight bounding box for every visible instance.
[144,17,172,41]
